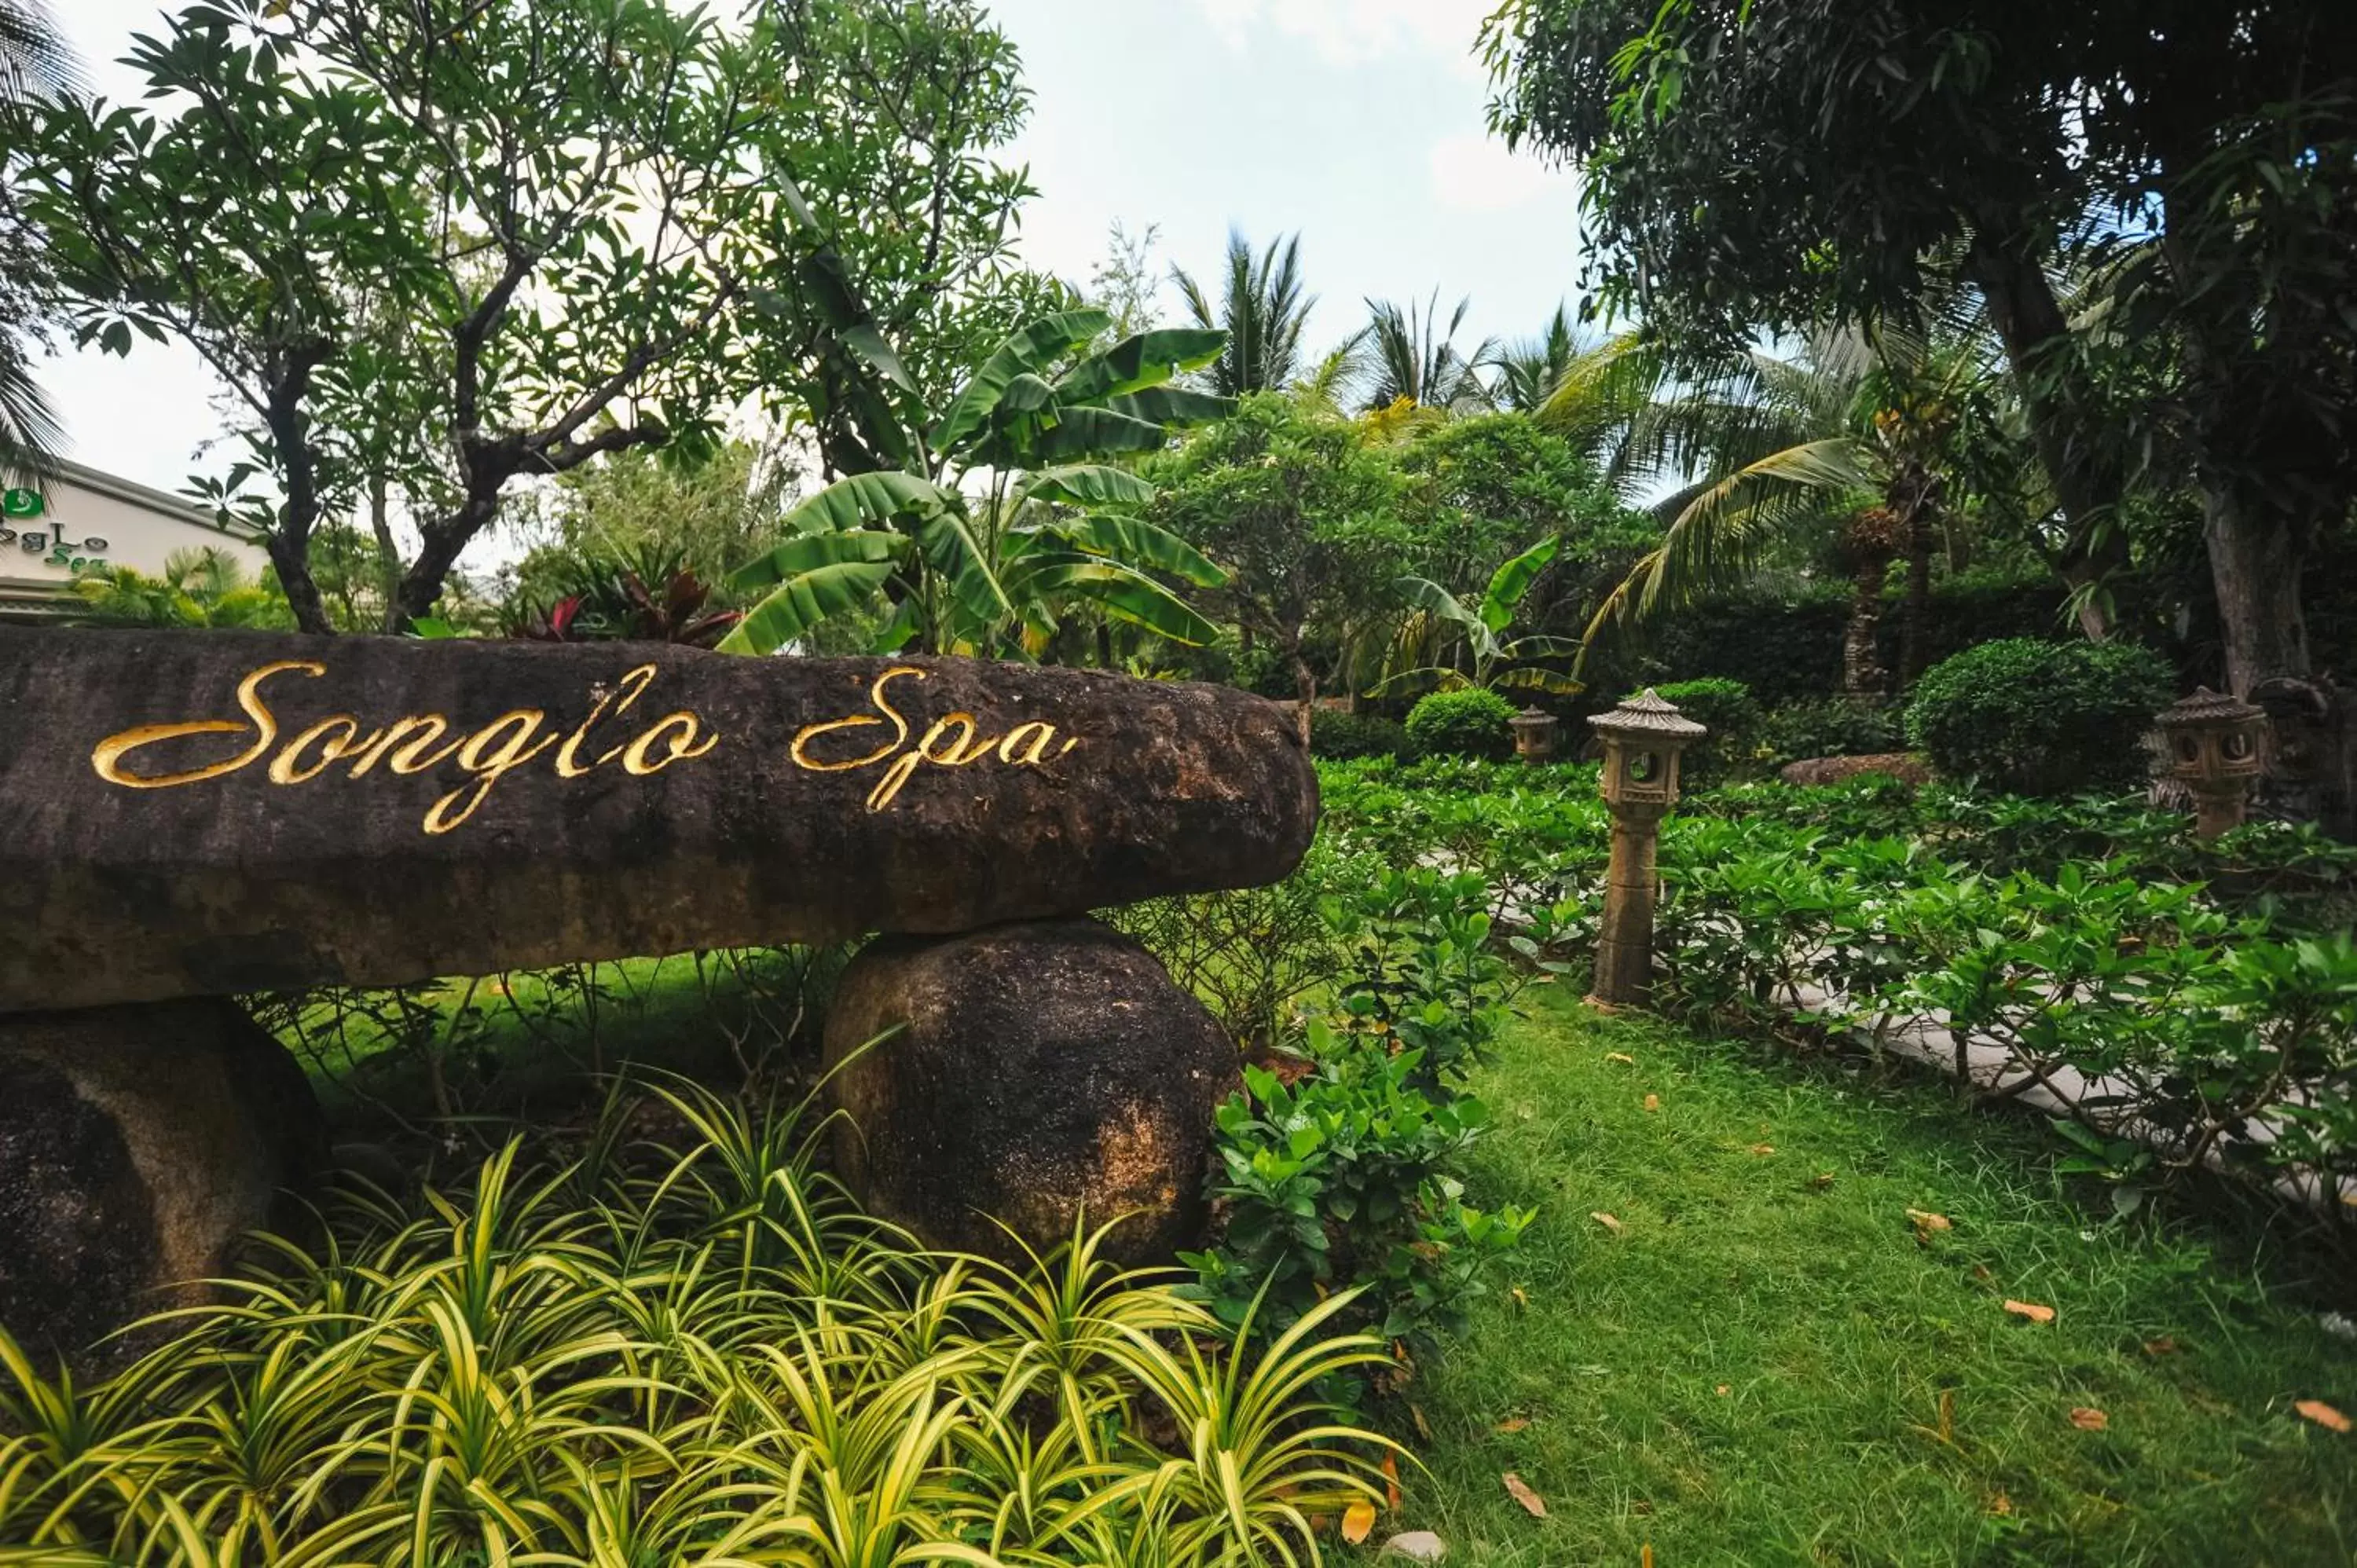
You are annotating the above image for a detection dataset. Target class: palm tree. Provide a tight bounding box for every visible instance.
[0,0,76,480]
[1560,324,2005,696]
[1169,230,1314,396]
[1484,303,1582,412]
[1362,291,1494,413]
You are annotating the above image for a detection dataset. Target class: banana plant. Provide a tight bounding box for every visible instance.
[720,309,1234,658]
[1369,535,1582,697]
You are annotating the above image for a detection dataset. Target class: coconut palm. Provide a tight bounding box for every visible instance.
[1362,291,1495,415]
[0,0,77,480]
[1170,229,1315,396]
[1561,323,2005,694]
[1483,302,1582,412]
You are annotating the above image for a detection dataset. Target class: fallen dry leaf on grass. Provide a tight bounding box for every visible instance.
[1410,1403,1432,1441]
[1606,1051,1637,1065]
[2296,1399,2352,1433]
[1989,1491,2014,1517]
[1510,1287,1529,1309]
[1714,1383,1731,1397]
[1384,1453,1402,1510]
[1495,1417,1530,1433]
[1809,1171,1836,1189]
[1590,1211,1625,1235]
[2003,1299,2056,1324]
[2069,1406,2109,1431]
[1747,1143,1776,1156]
[2143,1335,2179,1356]
[1905,1209,1952,1232]
[1644,1094,1660,1112]
[1340,1503,1377,1544]
[1501,1472,1548,1518]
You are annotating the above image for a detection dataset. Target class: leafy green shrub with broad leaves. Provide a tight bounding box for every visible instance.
[1404,686,1517,759]
[1182,865,1543,1372]
[1312,707,1408,760]
[1637,676,1761,783]
[0,1079,1398,1566]
[1905,637,2174,795]
[1754,696,1908,766]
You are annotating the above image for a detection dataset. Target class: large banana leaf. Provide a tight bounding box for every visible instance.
[1365,665,1475,698]
[718,555,900,656]
[1479,536,1559,636]
[1493,665,1585,695]
[1393,575,1497,659]
[1054,328,1226,402]
[914,507,1013,630]
[997,405,1171,467]
[1104,387,1235,427]
[1018,463,1158,510]
[930,310,1113,456]
[1029,512,1226,588]
[1003,555,1221,645]
[766,471,950,544]
[728,526,907,592]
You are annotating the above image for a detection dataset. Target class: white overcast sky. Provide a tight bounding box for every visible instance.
[42,0,1587,500]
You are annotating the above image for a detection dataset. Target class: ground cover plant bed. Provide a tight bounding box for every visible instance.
[0,1077,1398,1566]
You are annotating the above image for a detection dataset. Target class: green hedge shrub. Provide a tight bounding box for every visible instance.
[1312,708,1407,760]
[1636,677,1760,783]
[1755,697,1908,766]
[1404,687,1517,759]
[1905,638,2173,794]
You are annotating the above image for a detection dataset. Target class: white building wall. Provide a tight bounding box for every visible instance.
[0,460,269,605]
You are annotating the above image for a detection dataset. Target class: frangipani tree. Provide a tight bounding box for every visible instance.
[1372,536,1582,698]
[721,308,1233,658]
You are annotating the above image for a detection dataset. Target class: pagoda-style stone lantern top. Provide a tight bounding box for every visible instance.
[2154,687,2267,840]
[2156,687,2267,786]
[1509,704,1560,764]
[1589,688,1708,811]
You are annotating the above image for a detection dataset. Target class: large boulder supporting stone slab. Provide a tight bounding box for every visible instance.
[0,1000,322,1368]
[823,919,1238,1265]
[0,628,1318,1013]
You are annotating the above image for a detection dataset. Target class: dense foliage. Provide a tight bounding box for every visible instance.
[1318,757,2357,1225]
[0,1080,1395,1565]
[1904,637,2175,795]
[1403,688,1517,760]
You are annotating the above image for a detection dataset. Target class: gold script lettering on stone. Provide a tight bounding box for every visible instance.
[87,658,724,833]
[785,666,1080,812]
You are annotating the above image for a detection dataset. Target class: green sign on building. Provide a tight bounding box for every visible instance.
[1,488,44,519]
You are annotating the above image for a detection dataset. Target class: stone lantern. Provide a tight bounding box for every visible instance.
[1587,690,1707,1007]
[2155,687,2267,840]
[1509,705,1560,764]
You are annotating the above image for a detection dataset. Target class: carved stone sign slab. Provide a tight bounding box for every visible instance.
[0,628,1318,1012]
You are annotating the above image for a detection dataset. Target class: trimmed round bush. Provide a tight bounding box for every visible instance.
[1635,677,1761,783]
[1404,687,1517,759]
[1312,708,1407,760]
[1904,638,2174,795]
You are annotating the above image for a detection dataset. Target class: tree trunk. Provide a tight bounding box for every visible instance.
[1288,636,1315,749]
[1843,557,1890,699]
[266,530,335,637]
[1964,229,2125,639]
[1095,621,1114,670]
[395,490,505,627]
[368,473,405,634]
[2205,485,2311,697]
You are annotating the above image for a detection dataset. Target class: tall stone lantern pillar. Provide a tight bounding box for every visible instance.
[1587,690,1706,1007]
[2156,687,2267,840]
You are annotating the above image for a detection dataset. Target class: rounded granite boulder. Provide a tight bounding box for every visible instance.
[0,999,322,1369]
[823,918,1238,1265]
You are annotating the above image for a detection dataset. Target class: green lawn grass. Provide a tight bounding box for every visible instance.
[1376,983,2357,1566]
